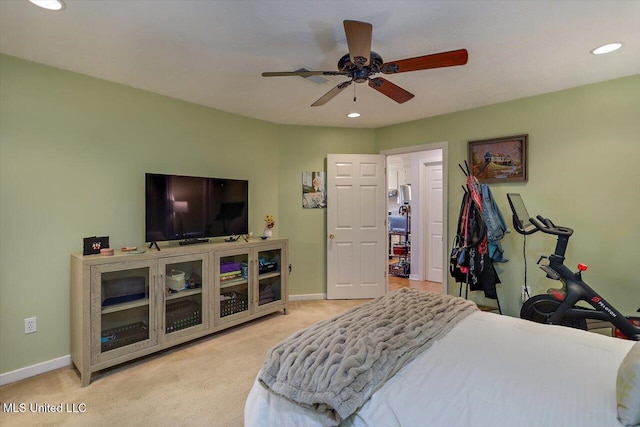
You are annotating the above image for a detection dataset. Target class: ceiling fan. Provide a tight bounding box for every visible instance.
[261,20,468,107]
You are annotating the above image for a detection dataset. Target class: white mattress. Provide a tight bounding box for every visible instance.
[245,311,634,427]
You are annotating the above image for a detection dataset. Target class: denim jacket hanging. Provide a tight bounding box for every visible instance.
[479,184,509,262]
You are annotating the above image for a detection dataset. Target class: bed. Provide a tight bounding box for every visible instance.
[245,289,639,427]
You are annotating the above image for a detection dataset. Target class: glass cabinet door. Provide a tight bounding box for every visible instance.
[216,251,250,321]
[256,247,283,309]
[91,259,157,363]
[159,253,208,340]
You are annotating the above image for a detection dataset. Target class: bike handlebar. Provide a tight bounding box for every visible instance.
[529,215,574,237]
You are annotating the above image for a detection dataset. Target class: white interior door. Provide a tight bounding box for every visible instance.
[327,154,387,299]
[426,163,444,282]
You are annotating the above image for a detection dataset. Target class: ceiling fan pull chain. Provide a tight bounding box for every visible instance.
[353,83,357,102]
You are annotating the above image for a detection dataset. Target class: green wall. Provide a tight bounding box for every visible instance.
[277,126,377,296]
[377,75,640,316]
[1,53,638,377]
[0,55,375,375]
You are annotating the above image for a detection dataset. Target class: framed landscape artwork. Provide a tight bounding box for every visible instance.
[468,134,528,183]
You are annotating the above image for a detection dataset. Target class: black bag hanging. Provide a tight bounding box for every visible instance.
[450,191,468,281]
[450,192,486,282]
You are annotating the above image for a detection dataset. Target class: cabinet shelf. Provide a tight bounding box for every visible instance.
[101,298,150,314]
[219,278,248,289]
[259,271,281,281]
[165,287,202,301]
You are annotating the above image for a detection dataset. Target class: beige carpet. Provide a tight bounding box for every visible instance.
[0,299,368,427]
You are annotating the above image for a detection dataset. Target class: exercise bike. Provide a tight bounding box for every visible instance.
[507,193,640,341]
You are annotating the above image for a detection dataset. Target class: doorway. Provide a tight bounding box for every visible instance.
[384,143,447,294]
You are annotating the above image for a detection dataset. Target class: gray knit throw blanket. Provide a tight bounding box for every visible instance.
[258,288,478,424]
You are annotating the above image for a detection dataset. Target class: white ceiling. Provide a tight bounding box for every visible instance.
[1,1,639,129]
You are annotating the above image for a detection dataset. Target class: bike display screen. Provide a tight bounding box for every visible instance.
[507,193,533,230]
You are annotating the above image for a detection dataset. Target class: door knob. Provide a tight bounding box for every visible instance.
[329,234,335,239]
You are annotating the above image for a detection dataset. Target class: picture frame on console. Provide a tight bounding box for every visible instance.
[83,236,110,256]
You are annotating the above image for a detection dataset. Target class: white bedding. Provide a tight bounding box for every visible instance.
[245,310,635,427]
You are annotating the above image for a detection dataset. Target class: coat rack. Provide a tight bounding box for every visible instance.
[451,161,502,314]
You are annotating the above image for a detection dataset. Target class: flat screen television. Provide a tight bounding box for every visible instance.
[145,173,248,243]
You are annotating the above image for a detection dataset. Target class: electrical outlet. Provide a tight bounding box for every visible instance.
[25,317,37,334]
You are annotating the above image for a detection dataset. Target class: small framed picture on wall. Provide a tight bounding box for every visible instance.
[302,171,326,208]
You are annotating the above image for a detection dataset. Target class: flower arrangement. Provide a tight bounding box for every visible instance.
[265,214,275,229]
[263,214,275,238]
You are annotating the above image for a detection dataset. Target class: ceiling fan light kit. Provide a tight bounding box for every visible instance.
[262,20,468,107]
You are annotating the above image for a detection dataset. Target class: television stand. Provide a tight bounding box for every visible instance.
[178,238,210,246]
[148,241,161,251]
[70,237,289,386]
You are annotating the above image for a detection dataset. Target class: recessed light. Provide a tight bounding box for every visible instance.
[591,43,622,55]
[28,0,65,11]
[346,112,360,118]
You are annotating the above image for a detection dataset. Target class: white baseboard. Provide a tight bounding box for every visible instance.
[1,295,326,385]
[289,293,326,301]
[0,355,71,386]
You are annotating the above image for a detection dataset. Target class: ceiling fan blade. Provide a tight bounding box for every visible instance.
[381,49,468,74]
[368,77,415,104]
[343,20,372,66]
[311,81,353,107]
[262,70,345,77]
